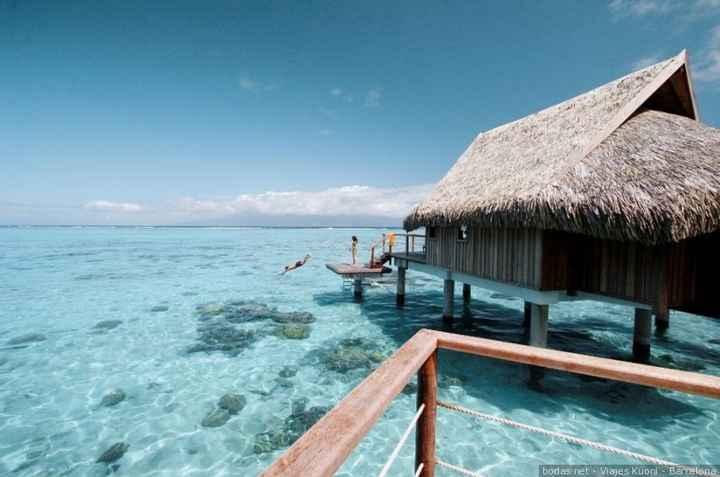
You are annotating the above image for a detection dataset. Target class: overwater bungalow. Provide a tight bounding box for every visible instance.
[265,50,720,477]
[389,50,720,363]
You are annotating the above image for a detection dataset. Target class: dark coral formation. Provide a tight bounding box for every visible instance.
[6,333,47,346]
[303,337,387,373]
[100,389,126,407]
[253,399,329,454]
[97,442,129,464]
[188,300,317,355]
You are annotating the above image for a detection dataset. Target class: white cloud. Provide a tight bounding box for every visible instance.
[631,54,662,70]
[238,77,257,91]
[694,26,720,82]
[609,0,720,18]
[330,88,354,103]
[5,185,433,225]
[85,200,144,213]
[364,89,381,108]
[175,184,432,220]
[609,0,674,17]
[239,76,276,92]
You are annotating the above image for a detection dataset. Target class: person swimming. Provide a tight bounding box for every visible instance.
[281,254,311,275]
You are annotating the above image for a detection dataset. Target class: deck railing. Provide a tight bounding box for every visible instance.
[388,232,426,257]
[261,329,720,477]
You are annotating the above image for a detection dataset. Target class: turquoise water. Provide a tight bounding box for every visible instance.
[1,226,719,476]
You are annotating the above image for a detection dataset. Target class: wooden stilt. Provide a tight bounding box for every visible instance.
[528,303,549,383]
[443,279,454,323]
[655,310,669,335]
[415,351,437,477]
[523,302,531,329]
[633,308,652,363]
[353,279,362,299]
[396,266,406,307]
[529,304,549,348]
[462,283,471,307]
[655,253,670,336]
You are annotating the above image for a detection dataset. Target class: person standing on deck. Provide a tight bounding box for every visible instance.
[351,236,358,265]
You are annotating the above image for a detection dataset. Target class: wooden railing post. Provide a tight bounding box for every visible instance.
[415,351,438,477]
[411,235,415,253]
[406,235,410,255]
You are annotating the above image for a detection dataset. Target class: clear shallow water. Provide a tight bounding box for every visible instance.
[0,226,719,476]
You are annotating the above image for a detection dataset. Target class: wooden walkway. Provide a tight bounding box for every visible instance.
[389,251,427,264]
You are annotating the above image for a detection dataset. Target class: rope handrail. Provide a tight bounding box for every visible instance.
[437,400,719,476]
[261,330,720,477]
[377,404,425,477]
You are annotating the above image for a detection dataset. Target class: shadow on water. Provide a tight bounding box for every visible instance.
[312,288,711,432]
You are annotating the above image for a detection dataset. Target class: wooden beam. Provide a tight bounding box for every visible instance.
[261,331,437,477]
[434,331,720,398]
[681,49,701,121]
[415,351,438,477]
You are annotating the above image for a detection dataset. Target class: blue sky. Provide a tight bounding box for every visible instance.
[3,0,720,225]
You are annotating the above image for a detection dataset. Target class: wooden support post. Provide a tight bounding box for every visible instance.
[396,266,406,307]
[415,351,437,477]
[353,279,362,299]
[462,283,471,307]
[523,302,531,329]
[633,308,652,363]
[528,303,549,383]
[529,304,549,348]
[655,312,669,335]
[655,289,669,336]
[655,252,670,336]
[443,279,454,323]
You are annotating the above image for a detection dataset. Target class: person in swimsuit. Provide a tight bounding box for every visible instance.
[351,236,358,265]
[281,254,311,275]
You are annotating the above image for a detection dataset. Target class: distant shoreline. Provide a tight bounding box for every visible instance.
[0,224,403,230]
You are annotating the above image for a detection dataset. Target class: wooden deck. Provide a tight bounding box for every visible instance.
[389,252,427,264]
[326,262,390,279]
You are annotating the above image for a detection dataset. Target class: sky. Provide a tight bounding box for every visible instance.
[3,0,720,226]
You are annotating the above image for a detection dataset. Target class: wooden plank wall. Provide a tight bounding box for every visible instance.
[565,237,666,304]
[543,232,699,308]
[425,226,717,317]
[425,226,543,289]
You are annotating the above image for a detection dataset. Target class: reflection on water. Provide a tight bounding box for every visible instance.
[0,226,718,476]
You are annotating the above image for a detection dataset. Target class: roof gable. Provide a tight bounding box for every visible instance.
[405,51,711,243]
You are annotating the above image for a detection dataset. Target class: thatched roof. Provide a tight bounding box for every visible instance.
[404,51,720,244]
